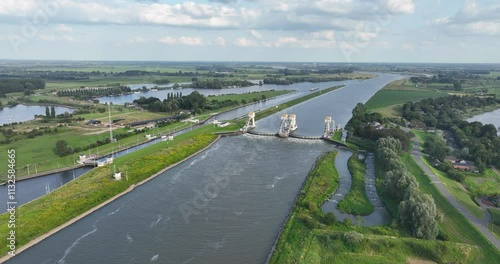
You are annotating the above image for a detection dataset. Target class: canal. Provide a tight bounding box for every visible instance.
[6,74,403,264]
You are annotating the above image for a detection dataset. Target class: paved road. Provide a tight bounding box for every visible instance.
[411,137,500,250]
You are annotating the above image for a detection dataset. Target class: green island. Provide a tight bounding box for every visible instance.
[337,152,374,216]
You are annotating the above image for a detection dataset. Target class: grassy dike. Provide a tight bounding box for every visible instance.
[270,151,480,264]
[401,154,500,263]
[337,152,374,216]
[269,151,340,264]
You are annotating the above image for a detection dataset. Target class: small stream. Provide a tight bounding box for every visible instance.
[322,153,391,226]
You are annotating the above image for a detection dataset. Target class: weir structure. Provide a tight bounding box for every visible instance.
[243,111,256,131]
[278,114,297,138]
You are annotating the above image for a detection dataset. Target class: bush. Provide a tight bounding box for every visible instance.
[343,231,364,244]
[323,212,336,225]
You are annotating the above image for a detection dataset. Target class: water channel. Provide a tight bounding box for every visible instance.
[6,74,403,263]
[467,108,500,135]
[0,105,75,126]
[98,80,360,105]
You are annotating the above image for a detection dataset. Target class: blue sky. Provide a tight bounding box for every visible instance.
[0,0,499,62]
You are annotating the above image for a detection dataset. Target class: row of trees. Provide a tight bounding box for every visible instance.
[376,137,441,239]
[188,79,254,89]
[402,96,500,168]
[0,78,46,97]
[57,86,131,99]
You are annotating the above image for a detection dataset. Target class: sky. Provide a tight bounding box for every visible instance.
[0,0,499,63]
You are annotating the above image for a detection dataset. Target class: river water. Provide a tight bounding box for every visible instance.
[254,74,402,136]
[98,80,360,105]
[8,136,334,264]
[0,105,75,126]
[7,74,403,264]
[467,109,500,135]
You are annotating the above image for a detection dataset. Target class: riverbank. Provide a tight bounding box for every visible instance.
[0,131,222,260]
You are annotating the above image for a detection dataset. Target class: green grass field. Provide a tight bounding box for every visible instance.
[366,89,446,110]
[0,108,194,180]
[488,208,500,238]
[337,153,374,215]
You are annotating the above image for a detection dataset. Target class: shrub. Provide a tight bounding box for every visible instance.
[343,231,364,244]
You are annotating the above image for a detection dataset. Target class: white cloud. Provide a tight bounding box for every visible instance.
[214,37,226,46]
[178,36,203,46]
[250,30,263,40]
[131,37,146,43]
[0,0,37,16]
[402,43,414,50]
[311,30,335,41]
[433,17,450,25]
[159,36,204,46]
[386,0,415,14]
[377,41,391,49]
[159,36,177,44]
[56,24,72,32]
[63,36,78,42]
[39,34,77,42]
[466,21,500,35]
[431,0,500,36]
[39,34,56,41]
[233,37,257,47]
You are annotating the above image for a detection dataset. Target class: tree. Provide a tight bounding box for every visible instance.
[453,82,462,91]
[24,90,35,96]
[50,106,56,118]
[45,106,50,118]
[259,80,263,86]
[261,94,267,100]
[398,187,441,239]
[54,140,73,156]
[384,168,419,201]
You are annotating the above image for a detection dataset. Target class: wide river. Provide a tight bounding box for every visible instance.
[7,74,403,264]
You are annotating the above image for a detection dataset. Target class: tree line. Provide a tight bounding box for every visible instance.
[0,78,46,97]
[57,86,131,100]
[188,79,254,89]
[376,137,442,239]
